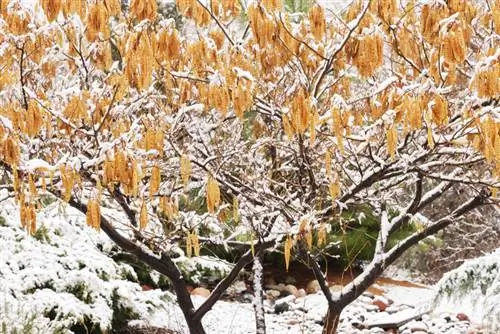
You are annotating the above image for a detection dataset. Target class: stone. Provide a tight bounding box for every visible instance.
[408,321,428,332]
[275,295,296,305]
[385,305,400,314]
[284,284,299,297]
[274,301,290,314]
[329,284,343,293]
[364,304,380,312]
[372,296,389,312]
[362,291,375,299]
[358,296,373,304]
[297,288,307,297]
[456,313,470,322]
[266,289,281,299]
[191,287,210,298]
[305,279,320,294]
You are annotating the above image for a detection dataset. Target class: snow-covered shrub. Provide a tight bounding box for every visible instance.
[174,255,234,285]
[433,249,500,331]
[0,200,179,332]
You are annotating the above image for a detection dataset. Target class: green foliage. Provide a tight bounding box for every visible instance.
[66,281,93,304]
[32,224,50,243]
[284,0,310,13]
[323,204,417,266]
[110,288,139,331]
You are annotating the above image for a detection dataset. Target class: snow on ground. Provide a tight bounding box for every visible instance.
[0,194,491,334]
[433,248,500,331]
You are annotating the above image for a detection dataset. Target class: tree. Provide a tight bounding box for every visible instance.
[0,0,498,333]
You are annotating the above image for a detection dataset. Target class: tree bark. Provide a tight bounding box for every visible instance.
[185,319,206,334]
[323,305,342,334]
[252,255,266,334]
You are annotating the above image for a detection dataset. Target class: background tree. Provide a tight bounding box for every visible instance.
[0,0,498,333]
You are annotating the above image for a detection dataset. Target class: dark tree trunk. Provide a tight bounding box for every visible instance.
[322,305,342,334]
[185,319,206,334]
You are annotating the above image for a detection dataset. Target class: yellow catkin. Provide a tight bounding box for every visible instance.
[86,2,110,42]
[139,199,148,230]
[431,95,448,126]
[192,232,200,256]
[284,235,292,271]
[387,125,398,159]
[206,176,221,214]
[332,108,345,154]
[150,164,161,195]
[3,136,20,166]
[130,0,157,21]
[290,88,311,134]
[60,165,75,202]
[86,199,101,230]
[309,4,326,40]
[329,174,341,202]
[62,0,87,18]
[41,0,62,22]
[325,150,332,177]
[180,154,191,186]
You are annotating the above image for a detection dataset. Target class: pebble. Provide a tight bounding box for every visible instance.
[305,279,321,294]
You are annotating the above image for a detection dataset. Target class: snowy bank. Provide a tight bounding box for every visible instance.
[433,248,500,331]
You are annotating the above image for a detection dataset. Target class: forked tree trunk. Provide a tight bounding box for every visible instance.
[322,305,342,334]
[185,319,206,334]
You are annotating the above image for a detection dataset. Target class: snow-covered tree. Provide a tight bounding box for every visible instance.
[0,0,498,333]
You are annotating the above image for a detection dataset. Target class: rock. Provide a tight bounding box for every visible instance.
[385,305,400,314]
[329,284,343,293]
[141,284,153,291]
[274,302,290,314]
[372,296,389,311]
[191,287,210,298]
[364,304,380,312]
[358,296,373,304]
[284,284,298,297]
[362,291,375,298]
[297,288,307,298]
[305,280,320,294]
[456,313,470,322]
[226,280,247,296]
[408,321,428,332]
[275,295,296,305]
[412,332,427,334]
[266,289,281,299]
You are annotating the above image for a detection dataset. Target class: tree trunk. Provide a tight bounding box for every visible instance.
[252,255,266,334]
[185,319,206,334]
[322,305,342,334]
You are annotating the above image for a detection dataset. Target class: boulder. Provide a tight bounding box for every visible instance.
[191,287,210,298]
[306,280,321,294]
[284,284,299,297]
[372,296,390,312]
[297,288,307,298]
[266,289,281,299]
